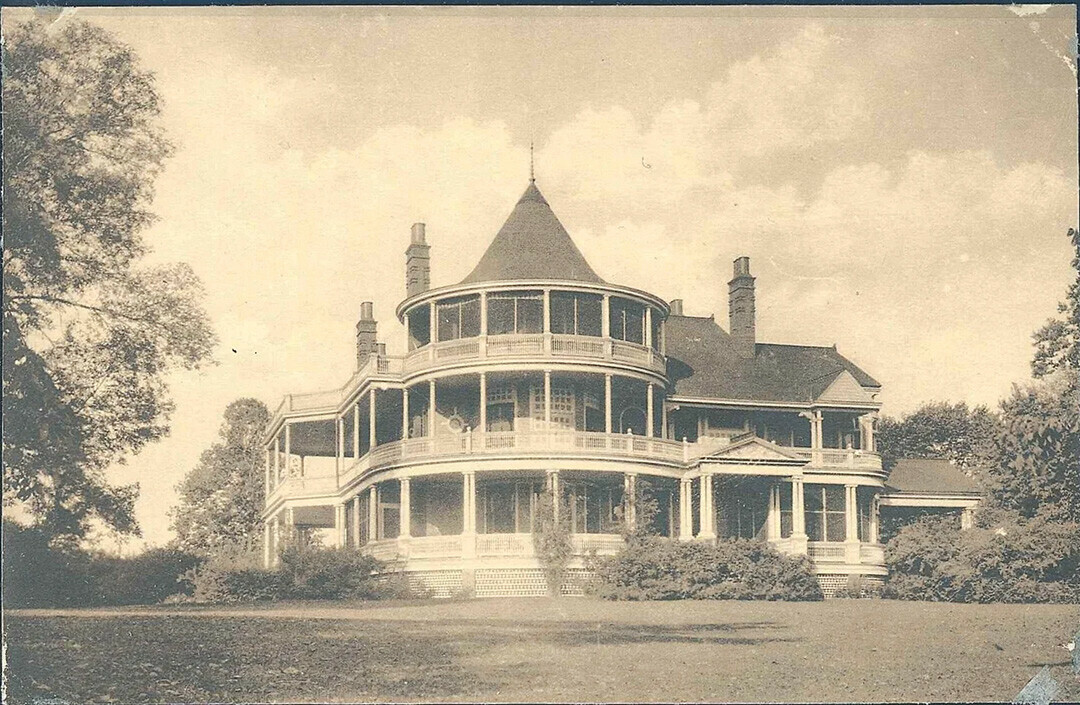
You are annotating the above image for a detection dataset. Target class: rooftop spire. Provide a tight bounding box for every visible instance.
[529,141,535,183]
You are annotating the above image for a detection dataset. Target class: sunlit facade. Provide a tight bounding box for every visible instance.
[261,179,970,598]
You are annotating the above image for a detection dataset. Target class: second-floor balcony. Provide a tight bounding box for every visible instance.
[403,333,666,376]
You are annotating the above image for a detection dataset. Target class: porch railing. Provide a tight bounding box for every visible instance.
[403,333,665,374]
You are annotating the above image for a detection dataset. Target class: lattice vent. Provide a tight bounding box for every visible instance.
[818,574,884,598]
[408,570,464,599]
[475,568,549,597]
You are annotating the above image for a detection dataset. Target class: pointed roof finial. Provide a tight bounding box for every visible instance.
[529,141,535,183]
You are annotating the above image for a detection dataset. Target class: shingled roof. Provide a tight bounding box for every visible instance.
[885,458,982,495]
[459,182,605,285]
[665,314,881,404]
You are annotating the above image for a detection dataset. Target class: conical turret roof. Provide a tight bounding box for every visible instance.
[459,182,605,285]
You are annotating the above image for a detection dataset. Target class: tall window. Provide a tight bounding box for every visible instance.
[436,295,480,342]
[805,485,846,542]
[550,292,602,336]
[486,385,515,432]
[609,297,645,344]
[717,485,767,539]
[567,482,622,534]
[477,481,540,533]
[488,291,543,335]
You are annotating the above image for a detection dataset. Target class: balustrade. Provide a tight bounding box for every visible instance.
[403,333,665,374]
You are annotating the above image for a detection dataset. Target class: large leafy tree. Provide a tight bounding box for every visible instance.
[987,227,1080,524]
[875,401,1000,474]
[2,19,215,540]
[171,399,269,555]
[1031,228,1080,382]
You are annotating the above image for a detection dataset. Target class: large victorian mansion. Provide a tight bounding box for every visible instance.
[261,178,980,597]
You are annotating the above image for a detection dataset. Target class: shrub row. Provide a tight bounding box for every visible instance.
[590,536,823,601]
[183,543,418,602]
[883,509,1080,603]
[3,521,201,607]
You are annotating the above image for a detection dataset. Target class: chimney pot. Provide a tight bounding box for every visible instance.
[410,222,427,245]
[355,302,379,369]
[359,301,374,321]
[669,299,684,316]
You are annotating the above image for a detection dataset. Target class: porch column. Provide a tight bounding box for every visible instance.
[479,291,488,358]
[544,370,552,427]
[645,307,653,349]
[478,373,488,434]
[430,301,437,345]
[623,473,637,531]
[264,448,271,497]
[369,389,377,450]
[285,506,295,547]
[869,494,880,543]
[428,380,436,438]
[337,416,346,473]
[678,478,692,540]
[791,476,807,553]
[661,400,668,440]
[646,383,654,438]
[845,484,860,562]
[352,496,362,548]
[284,424,292,476]
[335,503,347,548]
[402,386,410,440]
[604,374,613,434]
[862,412,876,452]
[462,472,476,558]
[601,294,611,340]
[543,288,552,354]
[767,483,781,540]
[547,470,560,523]
[697,474,716,540]
[263,521,272,568]
[352,400,360,458]
[368,485,378,540]
[811,411,823,466]
[400,478,411,539]
[274,436,281,480]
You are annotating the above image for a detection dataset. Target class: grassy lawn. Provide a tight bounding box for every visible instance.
[6,598,1079,703]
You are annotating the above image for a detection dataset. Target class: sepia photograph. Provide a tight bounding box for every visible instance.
[2,4,1078,703]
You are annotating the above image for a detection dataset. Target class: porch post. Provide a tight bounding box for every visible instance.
[811,411,823,466]
[697,474,716,540]
[402,386,410,440]
[845,484,860,562]
[661,398,668,439]
[284,424,292,476]
[679,478,692,540]
[352,496,362,548]
[274,435,281,480]
[604,374,613,434]
[548,470,560,523]
[544,370,552,427]
[479,372,487,434]
[369,389,377,450]
[623,473,637,531]
[869,494,880,543]
[601,295,611,340]
[479,291,488,358]
[543,288,552,354]
[368,485,378,540]
[264,448,271,497]
[428,379,436,438]
[791,476,807,553]
[646,383,654,438]
[337,416,346,474]
[767,483,781,540]
[645,307,653,349]
[462,471,476,558]
[335,503,347,548]
[400,478,411,539]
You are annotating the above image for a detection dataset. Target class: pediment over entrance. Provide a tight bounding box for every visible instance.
[699,436,808,465]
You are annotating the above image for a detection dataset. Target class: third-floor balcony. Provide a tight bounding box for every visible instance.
[403,332,666,376]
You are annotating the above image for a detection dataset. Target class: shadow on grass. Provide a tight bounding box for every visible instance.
[5,613,793,704]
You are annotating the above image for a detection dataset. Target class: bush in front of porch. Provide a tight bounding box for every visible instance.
[882,507,1080,603]
[589,536,823,601]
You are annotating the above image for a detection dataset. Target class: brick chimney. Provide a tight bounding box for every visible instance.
[356,301,378,368]
[669,299,684,316]
[405,223,430,298]
[728,257,756,358]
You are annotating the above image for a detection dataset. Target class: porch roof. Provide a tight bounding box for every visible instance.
[665,314,881,404]
[884,458,982,496]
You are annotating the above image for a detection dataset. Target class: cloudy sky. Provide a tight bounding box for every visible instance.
[5,5,1077,549]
